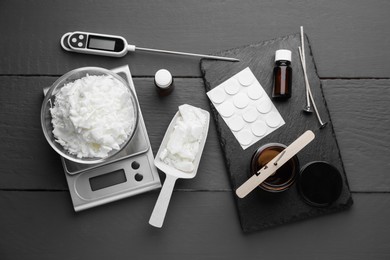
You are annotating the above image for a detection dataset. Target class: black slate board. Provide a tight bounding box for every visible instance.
[200,33,353,233]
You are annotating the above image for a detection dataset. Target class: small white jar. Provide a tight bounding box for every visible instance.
[154,69,174,96]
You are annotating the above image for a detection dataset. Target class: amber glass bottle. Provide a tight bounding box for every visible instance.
[272,49,292,100]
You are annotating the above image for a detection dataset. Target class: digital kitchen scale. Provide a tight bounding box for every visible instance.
[43,65,161,211]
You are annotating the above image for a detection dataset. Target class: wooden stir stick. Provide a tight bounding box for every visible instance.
[236,130,315,198]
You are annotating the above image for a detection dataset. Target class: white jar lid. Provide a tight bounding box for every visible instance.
[275,49,292,62]
[155,69,172,88]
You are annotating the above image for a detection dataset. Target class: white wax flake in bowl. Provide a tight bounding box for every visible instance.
[207,67,285,149]
[159,104,207,172]
[50,75,136,158]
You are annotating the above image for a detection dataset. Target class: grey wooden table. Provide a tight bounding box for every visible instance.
[1,1,390,259]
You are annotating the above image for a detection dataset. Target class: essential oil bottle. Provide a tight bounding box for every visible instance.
[154,69,174,96]
[272,49,292,100]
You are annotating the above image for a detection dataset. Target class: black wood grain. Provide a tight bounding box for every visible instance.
[0,0,389,258]
[1,0,390,77]
[0,191,389,260]
[0,76,229,191]
[1,76,388,193]
[322,79,390,192]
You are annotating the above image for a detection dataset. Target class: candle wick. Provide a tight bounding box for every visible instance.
[274,150,286,166]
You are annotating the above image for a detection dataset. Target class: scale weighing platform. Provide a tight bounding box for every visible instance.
[43,65,161,211]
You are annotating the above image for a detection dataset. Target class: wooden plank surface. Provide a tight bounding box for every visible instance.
[0,76,229,190]
[1,0,390,77]
[0,191,389,260]
[1,0,389,259]
[322,79,390,192]
[1,77,389,193]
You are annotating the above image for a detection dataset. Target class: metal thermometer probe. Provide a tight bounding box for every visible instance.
[61,31,239,62]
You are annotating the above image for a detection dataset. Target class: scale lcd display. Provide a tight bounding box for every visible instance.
[89,169,127,191]
[88,36,116,51]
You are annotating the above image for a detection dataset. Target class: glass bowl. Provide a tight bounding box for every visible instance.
[41,67,139,164]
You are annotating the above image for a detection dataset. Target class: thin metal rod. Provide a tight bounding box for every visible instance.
[273,150,286,166]
[298,47,328,128]
[300,26,312,113]
[135,46,239,62]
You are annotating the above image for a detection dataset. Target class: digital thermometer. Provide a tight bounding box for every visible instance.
[61,31,239,62]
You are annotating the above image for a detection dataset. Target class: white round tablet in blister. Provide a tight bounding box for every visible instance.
[247,85,263,100]
[236,129,253,146]
[218,101,235,118]
[242,107,258,123]
[229,116,245,131]
[266,112,281,128]
[224,82,240,95]
[238,71,254,86]
[233,93,250,109]
[251,120,268,137]
[256,99,272,114]
[209,88,226,104]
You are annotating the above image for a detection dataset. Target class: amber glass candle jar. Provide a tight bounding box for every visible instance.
[250,143,299,192]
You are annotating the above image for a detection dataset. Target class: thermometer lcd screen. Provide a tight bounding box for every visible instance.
[88,36,117,51]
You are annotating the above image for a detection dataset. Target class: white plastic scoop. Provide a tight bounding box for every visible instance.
[149,106,210,228]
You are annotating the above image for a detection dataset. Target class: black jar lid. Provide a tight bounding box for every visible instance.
[297,161,343,207]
